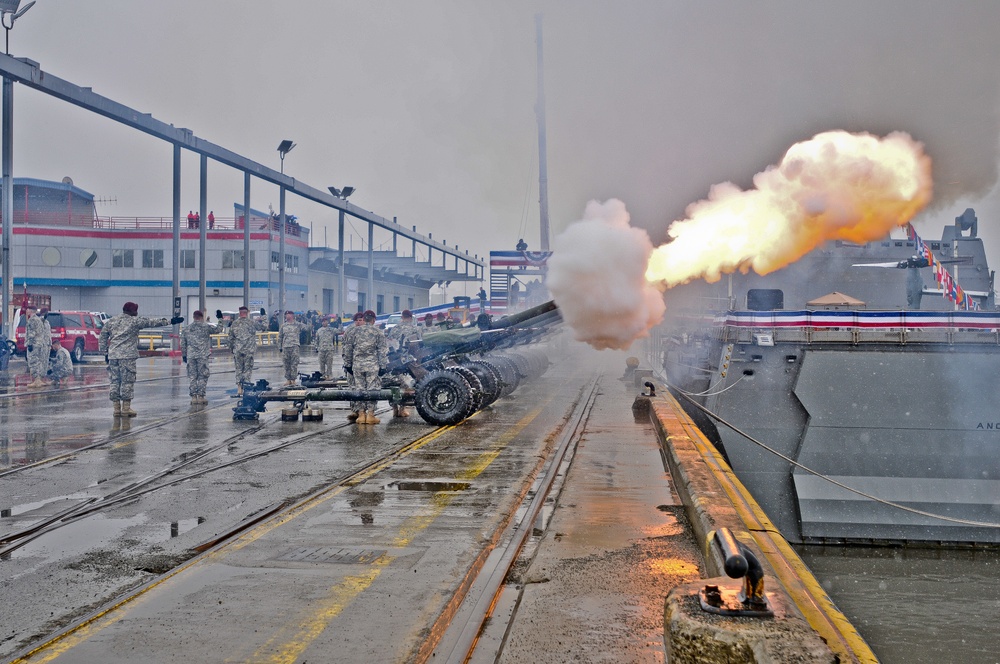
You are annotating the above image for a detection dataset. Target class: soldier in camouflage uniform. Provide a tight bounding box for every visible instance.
[278,310,304,386]
[180,310,224,405]
[47,338,73,386]
[228,306,259,395]
[386,310,421,417]
[341,312,365,421]
[314,316,338,379]
[25,306,52,388]
[99,301,182,416]
[343,309,388,424]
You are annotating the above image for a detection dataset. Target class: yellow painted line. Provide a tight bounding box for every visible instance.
[662,393,878,664]
[247,406,546,664]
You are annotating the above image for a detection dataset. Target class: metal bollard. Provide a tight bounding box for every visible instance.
[699,527,773,617]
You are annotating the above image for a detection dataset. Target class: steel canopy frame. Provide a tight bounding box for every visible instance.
[0,52,483,277]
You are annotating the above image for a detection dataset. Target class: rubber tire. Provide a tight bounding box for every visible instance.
[463,361,503,406]
[446,365,484,415]
[71,338,85,364]
[415,370,473,426]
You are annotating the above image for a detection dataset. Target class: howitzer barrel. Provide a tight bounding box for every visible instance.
[489,299,558,329]
[260,388,400,402]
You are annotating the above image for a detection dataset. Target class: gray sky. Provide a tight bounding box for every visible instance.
[11,1,1000,290]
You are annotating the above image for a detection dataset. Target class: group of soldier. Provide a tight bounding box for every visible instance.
[22,300,430,423]
[22,305,73,389]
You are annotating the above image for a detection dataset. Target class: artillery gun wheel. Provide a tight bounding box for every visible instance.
[446,365,485,414]
[415,370,474,426]
[463,361,503,406]
[488,356,521,397]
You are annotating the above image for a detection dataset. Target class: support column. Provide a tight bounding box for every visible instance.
[243,172,251,308]
[278,186,286,314]
[172,144,181,348]
[338,209,345,317]
[367,221,374,313]
[1,76,12,336]
[199,154,207,315]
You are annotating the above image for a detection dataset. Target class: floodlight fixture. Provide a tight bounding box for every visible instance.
[328,186,341,198]
[341,186,355,199]
[2,0,34,54]
[277,139,296,174]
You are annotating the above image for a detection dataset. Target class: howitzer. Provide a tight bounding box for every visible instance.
[233,301,562,426]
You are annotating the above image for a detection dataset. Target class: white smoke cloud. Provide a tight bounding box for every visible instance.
[547,199,665,350]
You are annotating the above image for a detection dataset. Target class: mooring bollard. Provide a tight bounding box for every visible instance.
[699,527,773,617]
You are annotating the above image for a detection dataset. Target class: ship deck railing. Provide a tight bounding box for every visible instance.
[710,310,1000,345]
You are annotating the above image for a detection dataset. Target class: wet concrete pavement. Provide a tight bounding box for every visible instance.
[5,344,689,662]
[498,362,703,663]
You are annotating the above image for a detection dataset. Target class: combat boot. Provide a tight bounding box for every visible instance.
[237,384,244,396]
[356,411,370,424]
[366,411,381,425]
[347,411,359,422]
[122,400,137,417]
[113,401,122,416]
[191,396,199,405]
[398,407,411,418]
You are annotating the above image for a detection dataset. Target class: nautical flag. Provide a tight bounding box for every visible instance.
[906,224,981,310]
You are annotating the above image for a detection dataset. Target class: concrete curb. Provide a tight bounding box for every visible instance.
[642,392,877,663]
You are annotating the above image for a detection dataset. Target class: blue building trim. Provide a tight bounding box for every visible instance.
[2,277,295,290]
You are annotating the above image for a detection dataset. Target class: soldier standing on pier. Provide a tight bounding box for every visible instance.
[25,305,51,389]
[314,316,338,380]
[228,306,258,395]
[386,309,420,418]
[278,310,304,386]
[343,309,388,425]
[341,311,364,421]
[180,310,223,405]
[99,301,183,417]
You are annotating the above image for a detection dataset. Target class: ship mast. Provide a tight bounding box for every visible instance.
[535,13,550,252]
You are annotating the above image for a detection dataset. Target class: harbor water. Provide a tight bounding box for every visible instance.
[797,545,1000,664]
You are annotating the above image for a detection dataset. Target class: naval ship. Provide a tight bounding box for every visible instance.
[657,209,1000,545]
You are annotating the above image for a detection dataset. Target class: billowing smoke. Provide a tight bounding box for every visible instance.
[549,131,934,351]
[647,130,933,285]
[547,199,666,350]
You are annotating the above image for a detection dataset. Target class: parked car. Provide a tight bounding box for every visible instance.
[15,311,103,363]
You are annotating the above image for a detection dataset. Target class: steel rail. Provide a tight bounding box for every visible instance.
[8,419,463,663]
[425,373,602,664]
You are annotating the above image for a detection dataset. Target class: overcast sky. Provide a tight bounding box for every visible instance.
[10,1,1000,292]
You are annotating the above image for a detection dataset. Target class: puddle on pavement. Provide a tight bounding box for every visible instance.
[2,491,95,518]
[11,513,149,560]
[385,480,471,492]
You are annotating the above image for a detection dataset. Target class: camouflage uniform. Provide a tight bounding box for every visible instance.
[25,314,52,380]
[315,325,338,378]
[343,324,388,414]
[278,319,304,382]
[180,319,223,398]
[99,313,171,402]
[341,323,361,412]
[48,346,73,384]
[228,316,258,387]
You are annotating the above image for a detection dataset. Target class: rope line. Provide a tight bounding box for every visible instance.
[672,388,1000,530]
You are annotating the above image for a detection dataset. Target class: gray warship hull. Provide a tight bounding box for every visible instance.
[657,217,1000,544]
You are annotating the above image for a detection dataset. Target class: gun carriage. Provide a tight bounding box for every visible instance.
[233,300,561,425]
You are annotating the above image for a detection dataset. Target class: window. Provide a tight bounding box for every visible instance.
[392,296,400,312]
[747,289,783,311]
[223,250,257,269]
[407,297,414,310]
[284,254,299,274]
[180,249,196,269]
[113,249,134,268]
[376,294,384,315]
[142,249,164,268]
[271,251,280,270]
